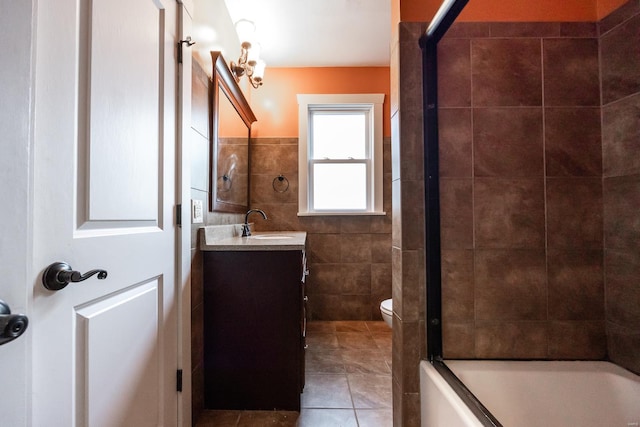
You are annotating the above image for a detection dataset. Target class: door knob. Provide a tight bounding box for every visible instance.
[42,261,108,291]
[0,299,29,346]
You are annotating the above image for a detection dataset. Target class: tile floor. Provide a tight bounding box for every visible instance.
[195,320,393,427]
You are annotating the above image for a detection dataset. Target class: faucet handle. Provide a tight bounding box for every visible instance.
[243,209,267,237]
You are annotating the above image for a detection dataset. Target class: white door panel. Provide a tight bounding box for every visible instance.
[77,279,161,427]
[87,0,161,222]
[32,0,179,425]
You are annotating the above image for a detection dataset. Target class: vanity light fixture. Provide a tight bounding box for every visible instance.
[230,19,266,88]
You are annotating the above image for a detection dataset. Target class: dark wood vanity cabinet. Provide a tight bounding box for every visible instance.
[203,249,307,411]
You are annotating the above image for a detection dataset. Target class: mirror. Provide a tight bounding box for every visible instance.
[209,51,257,213]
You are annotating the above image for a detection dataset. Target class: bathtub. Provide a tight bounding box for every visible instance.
[420,359,640,427]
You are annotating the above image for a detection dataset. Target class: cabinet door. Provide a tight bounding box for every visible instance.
[203,250,303,410]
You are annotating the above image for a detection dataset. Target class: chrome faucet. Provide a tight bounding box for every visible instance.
[242,209,268,237]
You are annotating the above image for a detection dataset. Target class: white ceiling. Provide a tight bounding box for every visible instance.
[222,0,392,67]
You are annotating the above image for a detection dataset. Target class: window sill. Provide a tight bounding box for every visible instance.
[297,211,387,217]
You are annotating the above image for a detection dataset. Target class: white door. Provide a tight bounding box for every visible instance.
[31,0,181,425]
[0,2,35,426]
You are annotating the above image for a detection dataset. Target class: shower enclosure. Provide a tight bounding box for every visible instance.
[418,0,640,425]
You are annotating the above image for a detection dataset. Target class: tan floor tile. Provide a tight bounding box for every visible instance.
[336,332,379,350]
[301,374,352,409]
[347,374,393,409]
[306,321,337,334]
[334,321,369,332]
[341,348,391,374]
[366,321,392,333]
[356,408,393,427]
[195,410,241,426]
[306,333,339,349]
[371,332,392,349]
[305,349,345,374]
[237,411,298,426]
[297,408,358,427]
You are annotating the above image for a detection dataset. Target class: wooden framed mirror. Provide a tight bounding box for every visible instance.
[209,51,257,213]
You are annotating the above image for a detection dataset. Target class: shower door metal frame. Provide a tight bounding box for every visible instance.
[419,0,469,362]
[419,2,505,426]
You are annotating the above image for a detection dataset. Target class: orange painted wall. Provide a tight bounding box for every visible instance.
[248,67,391,138]
[597,0,629,19]
[400,0,630,22]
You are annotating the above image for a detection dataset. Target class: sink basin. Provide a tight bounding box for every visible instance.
[251,234,293,240]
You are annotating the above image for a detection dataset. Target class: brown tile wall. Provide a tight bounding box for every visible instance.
[391,21,428,427]
[600,0,640,374]
[190,58,245,423]
[249,136,393,321]
[437,21,607,361]
[433,2,640,373]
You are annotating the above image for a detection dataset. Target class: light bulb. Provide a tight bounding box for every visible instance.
[247,43,261,66]
[253,59,266,81]
[234,19,255,48]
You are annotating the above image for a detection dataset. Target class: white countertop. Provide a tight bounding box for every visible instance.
[199,229,307,251]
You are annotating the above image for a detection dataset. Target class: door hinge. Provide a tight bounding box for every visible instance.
[177,369,183,392]
[176,204,182,227]
[177,37,195,64]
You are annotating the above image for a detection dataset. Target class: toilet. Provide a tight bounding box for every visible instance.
[380,298,393,328]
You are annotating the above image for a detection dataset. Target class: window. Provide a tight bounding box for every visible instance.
[297,94,385,216]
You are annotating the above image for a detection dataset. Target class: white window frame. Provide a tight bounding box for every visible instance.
[297,94,385,216]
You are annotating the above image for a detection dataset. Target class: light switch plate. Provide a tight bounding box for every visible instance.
[191,199,203,223]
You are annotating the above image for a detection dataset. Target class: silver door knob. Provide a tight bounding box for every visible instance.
[42,261,108,291]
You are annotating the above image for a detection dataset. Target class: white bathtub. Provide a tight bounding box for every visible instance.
[420,360,640,427]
